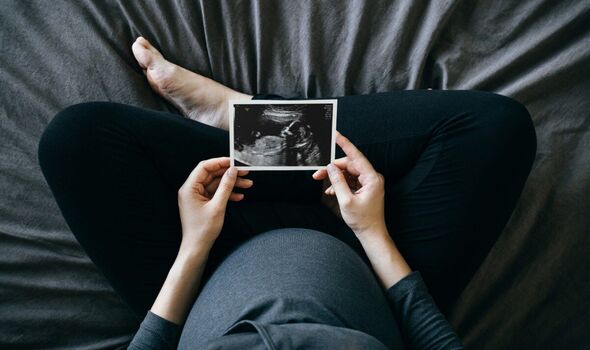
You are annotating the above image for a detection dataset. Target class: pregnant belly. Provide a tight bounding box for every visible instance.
[180,229,400,347]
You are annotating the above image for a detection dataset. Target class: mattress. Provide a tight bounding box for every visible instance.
[1,0,589,348]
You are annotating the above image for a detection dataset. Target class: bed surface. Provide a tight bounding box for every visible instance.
[1,1,589,348]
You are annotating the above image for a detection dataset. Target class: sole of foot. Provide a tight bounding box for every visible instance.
[131,36,252,130]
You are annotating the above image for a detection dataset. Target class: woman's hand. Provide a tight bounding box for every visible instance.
[313,132,411,289]
[312,131,387,240]
[177,157,252,252]
[151,157,252,326]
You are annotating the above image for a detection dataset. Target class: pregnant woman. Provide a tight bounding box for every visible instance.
[38,37,536,349]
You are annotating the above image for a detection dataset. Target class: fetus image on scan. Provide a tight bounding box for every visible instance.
[233,103,333,167]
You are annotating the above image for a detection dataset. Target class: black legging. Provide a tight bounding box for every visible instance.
[38,90,536,318]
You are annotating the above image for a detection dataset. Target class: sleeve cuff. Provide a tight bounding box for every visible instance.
[129,311,182,349]
[144,311,181,343]
[386,271,428,302]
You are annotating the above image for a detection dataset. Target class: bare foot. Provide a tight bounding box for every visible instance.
[131,36,252,130]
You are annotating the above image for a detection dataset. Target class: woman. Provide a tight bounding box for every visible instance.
[38,37,536,349]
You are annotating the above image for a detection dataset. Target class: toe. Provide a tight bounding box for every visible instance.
[132,37,164,70]
[132,41,152,70]
[136,37,161,55]
[131,37,184,98]
[136,36,149,48]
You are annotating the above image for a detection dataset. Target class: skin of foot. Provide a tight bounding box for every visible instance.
[131,36,252,130]
[132,37,339,216]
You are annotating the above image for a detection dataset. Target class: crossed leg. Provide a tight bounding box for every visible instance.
[39,36,535,318]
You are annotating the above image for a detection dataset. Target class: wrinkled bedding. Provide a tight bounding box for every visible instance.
[1,1,589,348]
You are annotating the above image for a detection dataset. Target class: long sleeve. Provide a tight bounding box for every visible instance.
[128,311,182,350]
[386,272,464,350]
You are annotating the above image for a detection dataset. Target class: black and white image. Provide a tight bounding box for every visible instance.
[229,100,337,170]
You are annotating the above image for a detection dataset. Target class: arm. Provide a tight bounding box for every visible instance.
[129,158,253,350]
[360,227,463,350]
[128,248,209,350]
[313,132,463,350]
[386,270,464,350]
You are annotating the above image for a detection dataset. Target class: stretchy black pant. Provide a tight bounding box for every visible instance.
[38,90,536,317]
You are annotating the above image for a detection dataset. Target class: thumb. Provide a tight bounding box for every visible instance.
[327,164,352,204]
[211,167,238,209]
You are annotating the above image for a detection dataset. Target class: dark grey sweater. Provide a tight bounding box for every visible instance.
[128,229,463,349]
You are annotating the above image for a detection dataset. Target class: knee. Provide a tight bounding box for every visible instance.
[38,102,113,172]
[474,92,537,164]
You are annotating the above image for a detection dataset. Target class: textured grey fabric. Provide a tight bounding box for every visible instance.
[0,0,589,349]
[130,229,461,350]
[179,228,403,349]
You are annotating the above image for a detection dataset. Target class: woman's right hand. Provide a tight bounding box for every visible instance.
[312,131,387,241]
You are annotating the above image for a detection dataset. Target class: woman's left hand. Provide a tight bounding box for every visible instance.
[177,157,252,252]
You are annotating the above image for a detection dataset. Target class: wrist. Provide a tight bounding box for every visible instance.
[355,226,412,290]
[179,225,217,250]
[358,230,396,260]
[152,239,210,326]
[177,239,212,265]
[355,222,390,246]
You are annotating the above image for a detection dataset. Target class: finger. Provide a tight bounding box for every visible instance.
[312,168,327,180]
[199,157,231,172]
[204,177,221,196]
[312,157,349,180]
[325,172,359,193]
[204,167,250,185]
[358,172,383,188]
[210,166,238,208]
[235,177,253,188]
[186,157,231,185]
[335,133,375,172]
[206,176,252,194]
[326,163,353,204]
[324,185,335,196]
[202,162,250,184]
[196,168,226,189]
[229,192,244,201]
[335,132,365,161]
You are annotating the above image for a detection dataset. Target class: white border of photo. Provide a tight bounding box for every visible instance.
[229,99,338,170]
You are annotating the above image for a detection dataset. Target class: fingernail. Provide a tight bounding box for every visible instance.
[327,164,336,174]
[228,167,237,176]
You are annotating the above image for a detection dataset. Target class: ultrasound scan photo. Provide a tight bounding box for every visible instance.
[230,101,337,170]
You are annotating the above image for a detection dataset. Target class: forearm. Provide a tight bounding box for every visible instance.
[357,227,412,290]
[128,242,210,349]
[359,228,463,349]
[150,241,211,325]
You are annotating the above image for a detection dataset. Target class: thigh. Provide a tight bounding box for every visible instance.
[335,90,537,312]
[37,102,323,316]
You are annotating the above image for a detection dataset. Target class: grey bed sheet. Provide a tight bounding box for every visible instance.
[1,0,589,349]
